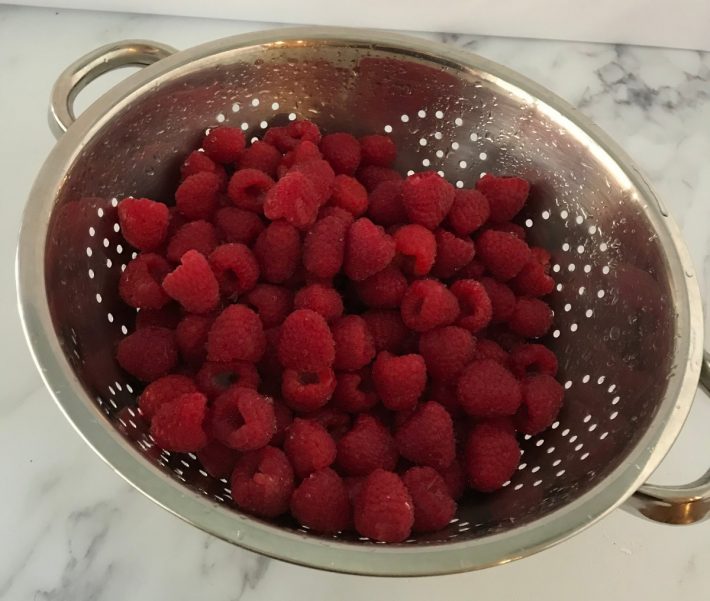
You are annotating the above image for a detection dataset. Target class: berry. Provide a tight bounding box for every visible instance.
[230,446,294,518]
[476,173,529,223]
[135,304,182,330]
[332,369,378,413]
[119,253,171,310]
[117,327,177,382]
[438,459,466,501]
[401,171,455,230]
[336,415,398,476]
[210,386,276,451]
[320,132,361,175]
[281,367,336,412]
[359,135,396,167]
[196,360,260,398]
[362,310,408,353]
[450,279,493,333]
[480,277,516,323]
[291,159,336,205]
[457,359,522,418]
[117,197,169,251]
[393,224,437,276]
[302,215,349,278]
[491,222,526,241]
[197,441,240,479]
[355,265,407,309]
[512,260,555,297]
[238,140,281,177]
[282,140,322,169]
[476,230,531,281]
[271,401,293,446]
[400,279,459,332]
[395,401,455,470]
[150,392,208,451]
[509,298,553,338]
[332,315,376,371]
[447,188,490,235]
[206,305,266,363]
[263,170,320,229]
[307,407,351,441]
[367,180,407,226]
[344,218,395,281]
[203,126,245,164]
[357,165,401,192]
[214,207,265,246]
[243,284,294,327]
[162,250,220,314]
[515,374,564,435]
[227,168,274,213]
[138,374,197,421]
[419,326,476,380]
[458,257,486,279]
[265,120,321,152]
[283,418,337,478]
[291,468,352,533]
[181,150,223,180]
[294,284,343,322]
[278,309,335,371]
[208,243,259,298]
[402,467,457,533]
[432,229,476,278]
[372,351,426,411]
[175,171,221,220]
[329,175,368,217]
[166,220,219,263]
[253,221,301,284]
[509,344,558,377]
[354,469,414,542]
[175,314,213,364]
[472,339,509,365]
[465,421,520,492]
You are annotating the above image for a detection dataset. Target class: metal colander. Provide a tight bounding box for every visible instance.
[16,28,710,576]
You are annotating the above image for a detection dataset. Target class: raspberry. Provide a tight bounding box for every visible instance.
[332,369,378,413]
[357,165,401,192]
[401,171,455,230]
[203,126,245,164]
[344,218,396,281]
[328,175,368,217]
[265,120,321,152]
[447,188,490,235]
[355,265,407,309]
[367,180,407,226]
[166,220,219,263]
[150,392,208,451]
[283,418,337,478]
[119,253,171,310]
[291,468,352,533]
[458,257,486,279]
[457,359,522,417]
[117,327,177,382]
[354,469,414,542]
[162,250,220,314]
[294,284,343,322]
[476,173,530,223]
[308,407,351,441]
[227,168,274,213]
[372,351,426,411]
[175,314,213,364]
[282,140,322,169]
[438,458,466,501]
[208,243,259,298]
[465,421,520,492]
[271,401,293,446]
[135,304,182,330]
[450,279,493,333]
[428,379,461,416]
[476,230,531,281]
[359,135,396,167]
[317,205,355,224]
[291,159,336,205]
[400,279,459,332]
[302,215,349,278]
[253,221,301,284]
[472,339,509,365]
[175,171,221,220]
[510,344,558,378]
[181,150,223,180]
[281,367,336,412]
[197,441,240,479]
[393,224,436,276]
[263,170,320,229]
[490,222,526,240]
[509,298,553,338]
[214,207,265,246]
[230,446,294,518]
[480,277,516,323]
[238,140,281,177]
[530,246,552,268]
[336,415,398,476]
[512,260,555,297]
[210,386,276,451]
[243,284,293,327]
[289,120,322,146]
[138,374,197,421]
[515,374,564,435]
[206,305,266,363]
[196,360,260,398]
[278,309,335,371]
[419,326,476,380]
[362,310,408,353]
[331,316,376,371]
[117,197,169,251]
[320,132,361,175]
[395,401,455,470]
[167,207,188,238]
[402,467,457,533]
[432,229,476,278]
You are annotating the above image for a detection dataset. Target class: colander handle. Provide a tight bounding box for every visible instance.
[624,351,710,524]
[49,40,177,138]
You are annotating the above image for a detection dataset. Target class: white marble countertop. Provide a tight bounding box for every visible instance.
[2,5,710,600]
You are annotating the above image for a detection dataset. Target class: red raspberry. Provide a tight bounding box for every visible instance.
[329,175,368,217]
[476,173,530,223]
[264,120,321,152]
[135,304,182,330]
[490,328,525,352]
[429,379,461,416]
[197,441,240,479]
[512,260,555,297]
[473,339,509,365]
[393,224,436,276]
[282,140,322,169]
[253,221,301,284]
[438,458,466,501]
[357,165,402,192]
[238,140,281,177]
[450,279,493,333]
[138,374,197,421]
[432,229,476,278]
[509,298,553,338]
[477,230,531,281]
[307,407,351,441]
[227,168,274,213]
[515,374,564,435]
[362,310,408,353]
[354,469,414,542]
[336,415,398,476]
[208,243,259,298]
[166,220,219,263]
[458,256,486,279]
[289,120,321,145]
[372,351,426,411]
[150,392,208,451]
[480,277,516,323]
[457,359,522,418]
[355,265,407,309]
[401,171,455,230]
[419,326,476,380]
[344,218,396,281]
[119,253,171,310]
[317,205,355,224]
[331,316,376,371]
[117,197,169,251]
[283,418,337,478]
[196,360,260,399]
[395,401,455,470]
[400,279,460,332]
[402,466,457,533]
[206,305,265,363]
[465,421,520,492]
[210,386,276,451]
[278,309,335,371]
[367,180,407,226]
[203,126,245,164]
[332,369,378,413]
[180,150,223,180]
[263,170,320,229]
[175,171,221,220]
[271,401,293,446]
[510,344,558,377]
[490,222,526,241]
[243,284,293,328]
[117,327,177,382]
[230,446,294,518]
[303,215,349,278]
[281,367,336,412]
[175,314,213,365]
[214,207,265,246]
[291,468,352,533]
[291,159,336,205]
[320,132,361,175]
[162,250,220,314]
[359,135,396,167]
[294,284,343,322]
[447,188,490,235]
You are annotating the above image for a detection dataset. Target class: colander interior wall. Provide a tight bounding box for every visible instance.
[45,39,676,544]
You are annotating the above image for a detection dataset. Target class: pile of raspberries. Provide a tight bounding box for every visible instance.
[114,120,563,542]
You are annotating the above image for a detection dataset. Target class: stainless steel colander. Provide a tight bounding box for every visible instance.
[16,28,710,576]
